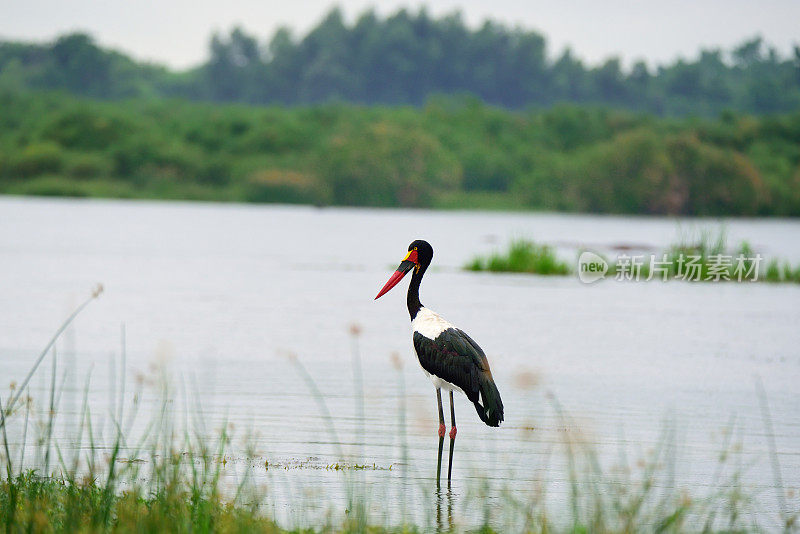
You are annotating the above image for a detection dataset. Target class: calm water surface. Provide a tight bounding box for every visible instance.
[1,196,799,529]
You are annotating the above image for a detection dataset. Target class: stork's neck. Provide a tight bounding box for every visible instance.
[407,265,426,320]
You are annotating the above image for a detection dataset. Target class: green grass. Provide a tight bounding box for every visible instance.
[0,471,288,534]
[465,239,572,275]
[764,258,800,284]
[652,229,759,282]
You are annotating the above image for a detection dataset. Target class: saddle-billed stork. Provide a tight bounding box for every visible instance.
[375,239,504,485]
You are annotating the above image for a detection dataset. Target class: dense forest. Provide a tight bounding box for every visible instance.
[2,90,799,215]
[1,8,799,115]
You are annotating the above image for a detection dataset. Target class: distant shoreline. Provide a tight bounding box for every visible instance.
[2,91,799,218]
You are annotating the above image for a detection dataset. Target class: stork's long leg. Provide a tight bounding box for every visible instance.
[447,390,456,484]
[436,388,445,487]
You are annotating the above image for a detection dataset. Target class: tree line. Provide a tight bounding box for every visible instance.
[1,7,799,115]
[1,91,798,216]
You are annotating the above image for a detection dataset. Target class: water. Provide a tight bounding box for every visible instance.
[1,196,799,529]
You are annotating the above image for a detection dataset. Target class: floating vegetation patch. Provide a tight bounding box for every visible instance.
[255,457,393,471]
[465,239,571,275]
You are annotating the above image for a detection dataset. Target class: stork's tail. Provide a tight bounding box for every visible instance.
[473,374,504,427]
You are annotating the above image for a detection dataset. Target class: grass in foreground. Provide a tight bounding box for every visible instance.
[0,471,288,534]
[2,288,797,533]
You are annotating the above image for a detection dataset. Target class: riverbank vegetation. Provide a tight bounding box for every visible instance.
[1,90,800,216]
[2,8,799,217]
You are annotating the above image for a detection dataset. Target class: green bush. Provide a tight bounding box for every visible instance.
[42,107,135,150]
[111,137,160,177]
[11,142,65,177]
[320,121,462,207]
[571,129,675,214]
[42,106,133,150]
[242,169,329,204]
[0,150,8,180]
[667,134,767,215]
[65,152,114,179]
[197,157,232,186]
[235,116,316,154]
[6,174,90,196]
[461,149,515,191]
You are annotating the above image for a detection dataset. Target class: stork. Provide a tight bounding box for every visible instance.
[375,239,504,485]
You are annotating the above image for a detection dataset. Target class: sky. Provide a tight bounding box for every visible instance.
[1,0,799,70]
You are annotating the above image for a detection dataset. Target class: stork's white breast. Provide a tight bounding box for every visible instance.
[411,307,465,394]
[411,306,453,340]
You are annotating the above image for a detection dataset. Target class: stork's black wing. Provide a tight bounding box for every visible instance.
[413,328,504,426]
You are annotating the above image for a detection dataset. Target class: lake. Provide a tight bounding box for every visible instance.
[1,196,799,529]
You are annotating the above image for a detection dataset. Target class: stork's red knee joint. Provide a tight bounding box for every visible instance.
[449,426,457,439]
[438,423,446,437]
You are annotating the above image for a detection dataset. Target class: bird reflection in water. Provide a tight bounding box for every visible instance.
[435,485,455,532]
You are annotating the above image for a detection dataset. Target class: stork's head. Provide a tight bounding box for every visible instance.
[374,239,433,299]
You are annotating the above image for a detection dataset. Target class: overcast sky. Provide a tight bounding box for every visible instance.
[2,0,798,69]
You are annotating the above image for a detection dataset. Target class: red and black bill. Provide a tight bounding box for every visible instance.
[375,249,418,299]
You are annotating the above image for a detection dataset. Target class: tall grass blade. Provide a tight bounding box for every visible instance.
[755,376,789,530]
[0,285,102,430]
